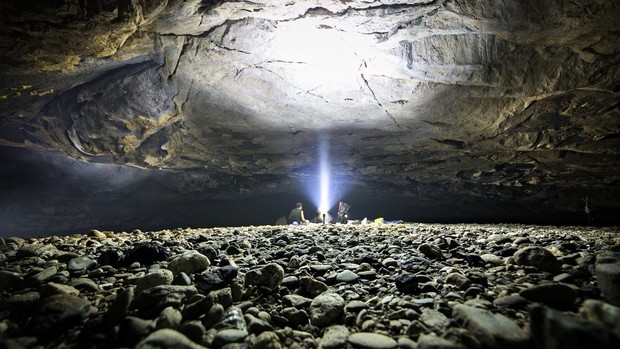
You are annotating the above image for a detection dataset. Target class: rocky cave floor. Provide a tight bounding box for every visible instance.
[1,223,620,349]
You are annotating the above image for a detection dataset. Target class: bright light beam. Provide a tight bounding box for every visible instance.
[319,147,329,215]
[316,135,332,223]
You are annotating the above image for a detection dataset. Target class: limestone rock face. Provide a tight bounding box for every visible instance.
[1,0,619,234]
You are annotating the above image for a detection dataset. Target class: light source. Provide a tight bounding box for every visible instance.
[306,134,334,223]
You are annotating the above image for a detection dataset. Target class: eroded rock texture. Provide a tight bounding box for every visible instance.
[1,0,619,234]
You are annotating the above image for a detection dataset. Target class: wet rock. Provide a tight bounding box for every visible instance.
[245,263,284,292]
[168,251,211,275]
[135,328,207,349]
[453,304,529,349]
[530,305,620,349]
[513,246,561,273]
[309,293,345,327]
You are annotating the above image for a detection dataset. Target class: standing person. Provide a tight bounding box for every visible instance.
[288,202,309,225]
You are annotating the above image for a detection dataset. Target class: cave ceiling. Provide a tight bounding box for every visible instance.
[1,0,619,225]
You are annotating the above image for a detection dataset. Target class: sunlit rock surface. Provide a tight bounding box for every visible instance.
[1,0,619,234]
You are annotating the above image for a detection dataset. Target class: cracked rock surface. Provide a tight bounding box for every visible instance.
[1,0,620,233]
[1,223,620,348]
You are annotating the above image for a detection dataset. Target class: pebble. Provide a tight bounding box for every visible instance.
[336,270,359,283]
[135,328,207,349]
[394,273,418,294]
[453,304,529,349]
[417,333,466,349]
[420,308,451,330]
[136,269,174,294]
[104,287,135,328]
[319,325,349,349]
[68,255,97,272]
[513,246,561,273]
[212,328,249,347]
[254,331,283,349]
[283,294,313,308]
[493,295,529,309]
[245,263,284,291]
[348,332,398,349]
[309,292,345,327]
[519,283,577,305]
[167,251,211,275]
[418,244,443,259]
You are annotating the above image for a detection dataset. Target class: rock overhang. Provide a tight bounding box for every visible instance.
[1,0,619,234]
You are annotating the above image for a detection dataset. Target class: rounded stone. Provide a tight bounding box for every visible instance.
[348,332,398,349]
[513,246,561,273]
[254,331,283,349]
[136,269,174,294]
[309,292,345,327]
[135,328,207,349]
[245,263,285,291]
[167,251,211,275]
[336,270,359,283]
[212,328,248,347]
